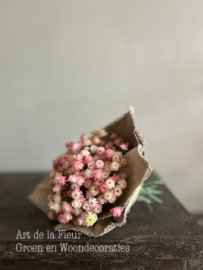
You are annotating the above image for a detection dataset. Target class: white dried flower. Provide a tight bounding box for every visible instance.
[105,178,115,189]
[118,179,127,189]
[73,208,82,216]
[50,202,61,213]
[72,200,81,209]
[99,129,108,137]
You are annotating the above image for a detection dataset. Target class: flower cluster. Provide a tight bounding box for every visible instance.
[48,130,130,227]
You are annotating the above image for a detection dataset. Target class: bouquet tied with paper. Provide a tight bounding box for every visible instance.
[29,107,152,237]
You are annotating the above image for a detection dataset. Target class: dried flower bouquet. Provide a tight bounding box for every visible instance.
[29,107,152,237]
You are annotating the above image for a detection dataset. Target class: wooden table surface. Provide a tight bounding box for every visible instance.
[0,172,203,270]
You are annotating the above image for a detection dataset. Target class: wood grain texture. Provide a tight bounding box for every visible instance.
[0,172,203,269]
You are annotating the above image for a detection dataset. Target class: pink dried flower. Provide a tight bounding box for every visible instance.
[114,137,123,146]
[53,183,61,193]
[97,194,107,204]
[93,169,104,181]
[92,204,102,214]
[59,153,69,159]
[91,135,101,145]
[74,161,84,171]
[84,179,93,189]
[105,141,113,149]
[110,207,123,217]
[53,159,59,168]
[81,149,90,158]
[97,146,105,156]
[67,167,74,175]
[105,149,115,158]
[80,133,89,141]
[71,189,81,200]
[111,173,120,183]
[62,201,73,213]
[119,143,128,151]
[58,213,72,224]
[82,201,91,212]
[71,182,80,190]
[95,160,104,169]
[65,141,73,148]
[113,186,123,197]
[71,141,83,152]
[58,158,67,167]
[110,133,118,139]
[88,161,95,170]
[88,198,98,208]
[68,175,78,183]
[74,171,82,176]
[74,153,83,161]
[110,161,120,171]
[56,176,66,186]
[98,183,108,193]
[59,155,67,162]
[62,161,70,169]
[78,194,86,203]
[77,176,85,186]
[57,165,65,173]
[83,155,93,164]
[50,130,130,228]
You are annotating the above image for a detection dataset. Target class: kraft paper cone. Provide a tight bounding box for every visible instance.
[29,107,152,237]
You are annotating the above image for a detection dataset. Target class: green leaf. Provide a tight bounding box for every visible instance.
[137,195,152,204]
[148,193,163,204]
[142,180,163,186]
[137,180,164,204]
[150,190,163,195]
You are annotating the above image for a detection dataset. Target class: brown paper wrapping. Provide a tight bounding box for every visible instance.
[29,107,152,237]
